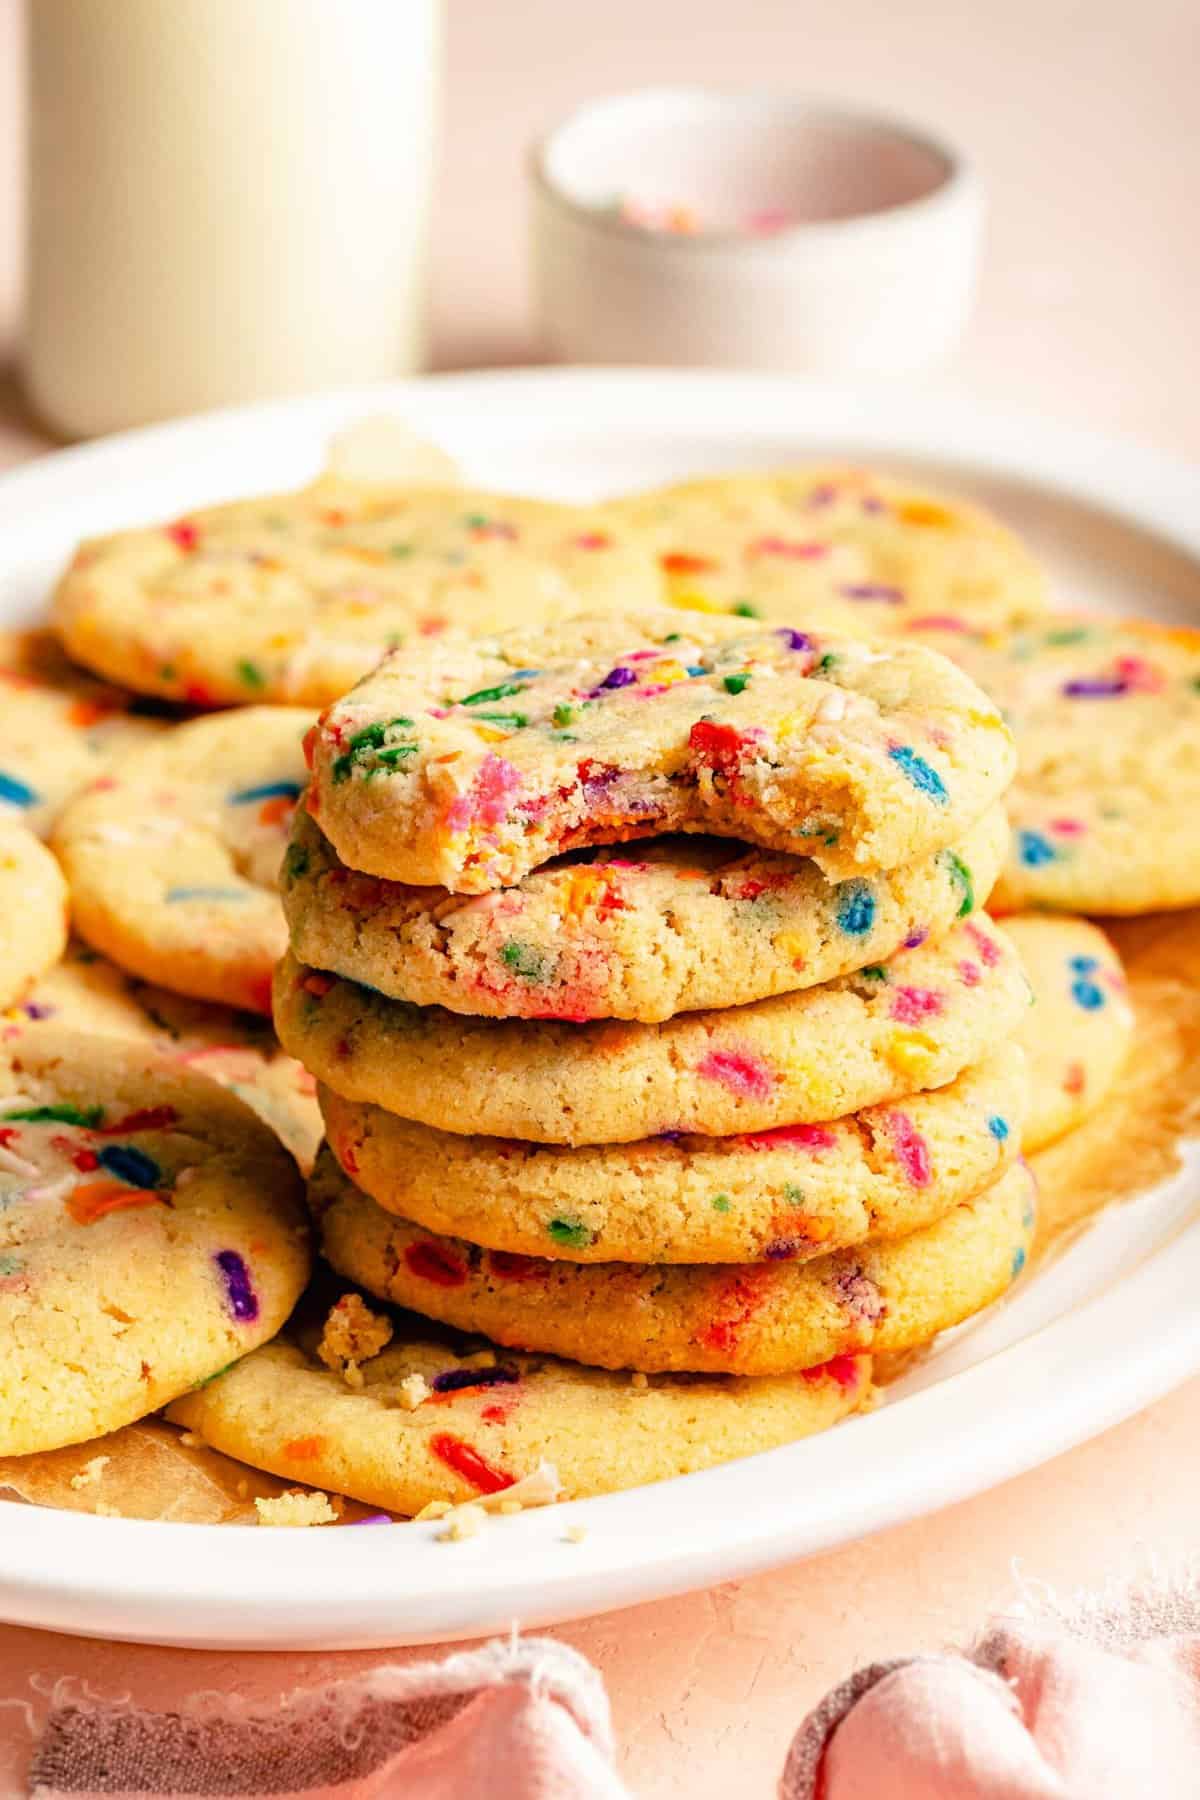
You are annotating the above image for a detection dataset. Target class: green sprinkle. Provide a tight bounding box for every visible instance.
[0,1253,22,1277]
[283,843,309,882]
[546,1217,591,1250]
[783,1183,806,1204]
[472,711,528,730]
[500,940,549,981]
[731,600,760,618]
[1044,626,1092,646]
[236,658,265,689]
[550,731,578,743]
[463,512,492,530]
[816,652,839,674]
[4,1103,104,1128]
[159,664,176,682]
[859,966,887,982]
[389,543,414,558]
[711,1194,732,1213]
[192,1359,238,1390]
[664,632,683,643]
[459,681,527,706]
[723,672,751,695]
[946,851,974,917]
[333,717,418,783]
[552,702,575,728]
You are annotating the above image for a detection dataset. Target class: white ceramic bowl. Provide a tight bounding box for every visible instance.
[530,89,983,374]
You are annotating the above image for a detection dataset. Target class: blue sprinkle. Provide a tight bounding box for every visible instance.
[887,745,947,803]
[166,886,250,903]
[0,770,37,809]
[1017,829,1058,867]
[1071,976,1105,1010]
[686,665,708,677]
[97,1143,162,1188]
[1010,1245,1027,1279]
[229,780,303,805]
[987,1115,1009,1142]
[835,881,877,936]
[1069,955,1098,974]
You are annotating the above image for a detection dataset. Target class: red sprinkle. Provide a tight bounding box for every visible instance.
[489,1250,546,1283]
[660,551,718,575]
[429,1432,514,1495]
[72,1148,99,1172]
[94,1106,179,1137]
[739,1122,837,1152]
[404,1241,468,1287]
[1063,1061,1087,1095]
[166,520,199,552]
[801,1354,862,1391]
[574,531,612,551]
[697,1048,774,1100]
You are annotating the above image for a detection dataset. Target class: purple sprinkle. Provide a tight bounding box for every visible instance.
[838,583,904,604]
[21,1001,55,1020]
[214,1249,258,1322]
[904,926,929,949]
[808,484,837,508]
[431,1363,520,1394]
[861,496,886,514]
[1062,677,1127,698]
[763,1237,803,1261]
[347,1512,393,1526]
[656,1129,685,1142]
[599,665,637,690]
[776,628,813,652]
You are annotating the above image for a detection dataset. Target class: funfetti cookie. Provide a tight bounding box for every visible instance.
[53,707,312,1014]
[168,1289,872,1511]
[0,629,165,837]
[0,1028,310,1455]
[909,616,1200,914]
[607,466,1049,636]
[1005,914,1134,1152]
[282,804,1009,1023]
[275,915,1030,1146]
[319,1044,1027,1263]
[52,480,662,708]
[0,823,69,1009]
[312,1151,1036,1377]
[11,940,322,1170]
[304,611,1015,893]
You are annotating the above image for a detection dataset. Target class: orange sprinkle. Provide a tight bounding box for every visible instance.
[897,500,958,529]
[257,794,296,828]
[282,1435,325,1461]
[302,972,336,997]
[66,1181,168,1226]
[67,698,118,729]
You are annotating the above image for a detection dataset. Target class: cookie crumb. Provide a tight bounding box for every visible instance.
[630,1371,649,1390]
[69,1454,111,1491]
[439,1503,486,1542]
[318,1292,394,1388]
[498,1499,522,1516]
[178,1431,202,1449]
[414,1499,453,1522]
[564,1524,588,1544]
[255,1489,338,1528]
[398,1372,431,1411]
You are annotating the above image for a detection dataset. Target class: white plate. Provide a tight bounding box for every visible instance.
[3,369,1199,1651]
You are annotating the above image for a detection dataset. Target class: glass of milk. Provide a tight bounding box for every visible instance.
[24,0,442,438]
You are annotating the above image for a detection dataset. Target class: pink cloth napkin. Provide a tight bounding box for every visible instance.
[25,1580,1200,1796]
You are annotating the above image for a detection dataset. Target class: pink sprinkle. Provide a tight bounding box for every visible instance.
[739,1122,837,1152]
[1050,818,1088,837]
[964,921,1001,967]
[887,1112,932,1187]
[958,959,982,987]
[1114,654,1165,693]
[903,615,973,633]
[889,986,944,1025]
[573,531,611,550]
[627,649,661,661]
[637,683,671,697]
[697,1048,774,1100]
[747,536,829,560]
[445,754,522,834]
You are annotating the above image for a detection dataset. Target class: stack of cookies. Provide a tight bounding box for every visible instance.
[220,607,1039,1508]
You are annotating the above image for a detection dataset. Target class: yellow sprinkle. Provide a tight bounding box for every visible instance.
[565,1524,588,1543]
[897,499,957,529]
[887,1029,941,1079]
[471,724,507,744]
[776,933,808,964]
[669,589,723,614]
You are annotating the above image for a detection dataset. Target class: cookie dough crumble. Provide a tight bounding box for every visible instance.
[255,1490,339,1527]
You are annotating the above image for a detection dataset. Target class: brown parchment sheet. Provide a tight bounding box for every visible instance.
[4,912,1200,1528]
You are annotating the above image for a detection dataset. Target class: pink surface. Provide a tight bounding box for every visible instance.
[0,2,1197,1792]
